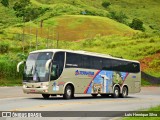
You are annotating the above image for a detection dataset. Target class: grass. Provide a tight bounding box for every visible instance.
[7,15,137,42]
[123,105,160,120]
[149,105,160,111]
[54,15,137,40]
[0,78,22,86]
[141,78,153,86]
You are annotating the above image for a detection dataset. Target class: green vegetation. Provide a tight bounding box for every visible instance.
[129,18,145,31]
[141,78,154,86]
[0,0,160,86]
[148,105,160,111]
[101,1,111,8]
[0,42,9,53]
[107,0,160,33]
[1,0,9,7]
[123,105,160,120]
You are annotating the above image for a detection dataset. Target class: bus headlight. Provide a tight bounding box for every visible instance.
[43,90,48,93]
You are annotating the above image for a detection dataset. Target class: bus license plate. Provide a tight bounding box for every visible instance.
[30,90,35,93]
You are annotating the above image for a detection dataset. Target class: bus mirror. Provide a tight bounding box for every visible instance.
[45,59,52,71]
[17,61,25,72]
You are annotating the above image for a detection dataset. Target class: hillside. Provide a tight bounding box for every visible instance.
[23,15,137,41]
[0,0,160,85]
[107,0,160,33]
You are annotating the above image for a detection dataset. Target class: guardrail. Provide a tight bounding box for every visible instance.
[141,71,160,84]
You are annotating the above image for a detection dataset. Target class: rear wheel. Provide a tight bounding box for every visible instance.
[121,86,128,98]
[63,85,74,99]
[113,86,120,98]
[91,94,98,97]
[42,94,50,99]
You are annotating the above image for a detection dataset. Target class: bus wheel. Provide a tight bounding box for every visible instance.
[121,86,128,98]
[113,86,120,98]
[42,94,50,99]
[63,85,73,99]
[91,94,98,97]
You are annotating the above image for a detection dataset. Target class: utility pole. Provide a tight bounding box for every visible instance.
[36,26,38,50]
[56,32,59,48]
[29,19,32,51]
[46,27,49,49]
[22,16,25,53]
[51,27,54,48]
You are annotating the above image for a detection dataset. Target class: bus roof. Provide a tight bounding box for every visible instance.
[30,49,139,63]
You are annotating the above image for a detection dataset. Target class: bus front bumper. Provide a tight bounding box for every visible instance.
[23,86,49,94]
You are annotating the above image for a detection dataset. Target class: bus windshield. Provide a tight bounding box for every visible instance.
[23,52,53,82]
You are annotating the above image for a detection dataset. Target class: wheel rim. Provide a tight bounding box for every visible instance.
[123,88,127,97]
[115,89,119,96]
[123,90,126,96]
[67,89,71,96]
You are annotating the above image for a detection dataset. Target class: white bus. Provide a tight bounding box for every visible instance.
[17,49,141,99]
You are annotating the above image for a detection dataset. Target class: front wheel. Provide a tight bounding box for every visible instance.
[42,94,50,99]
[63,85,74,99]
[113,86,120,98]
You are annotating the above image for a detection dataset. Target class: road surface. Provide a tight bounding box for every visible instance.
[0,87,160,120]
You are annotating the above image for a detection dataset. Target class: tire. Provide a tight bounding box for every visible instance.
[113,86,120,98]
[63,85,74,99]
[42,94,50,99]
[91,94,98,97]
[121,86,128,98]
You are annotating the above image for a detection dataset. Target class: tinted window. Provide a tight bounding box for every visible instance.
[66,52,140,73]
[51,52,65,80]
[82,55,91,69]
[66,53,81,68]
[102,58,112,70]
[66,53,102,70]
[91,57,102,70]
[127,62,140,73]
[102,59,140,73]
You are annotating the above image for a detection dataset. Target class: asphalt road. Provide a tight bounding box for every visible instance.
[0,87,160,120]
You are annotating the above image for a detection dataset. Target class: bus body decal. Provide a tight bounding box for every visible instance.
[84,70,101,94]
[85,70,129,94]
[121,72,129,86]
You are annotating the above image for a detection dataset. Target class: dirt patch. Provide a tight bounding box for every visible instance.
[139,52,160,71]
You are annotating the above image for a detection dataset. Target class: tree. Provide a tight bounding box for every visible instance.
[1,0,9,7]
[13,0,48,22]
[129,18,145,31]
[13,0,31,18]
[102,1,111,8]
[110,11,127,24]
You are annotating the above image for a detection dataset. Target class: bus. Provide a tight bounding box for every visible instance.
[17,49,141,99]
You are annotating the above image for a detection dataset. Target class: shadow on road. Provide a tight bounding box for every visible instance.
[28,95,137,101]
